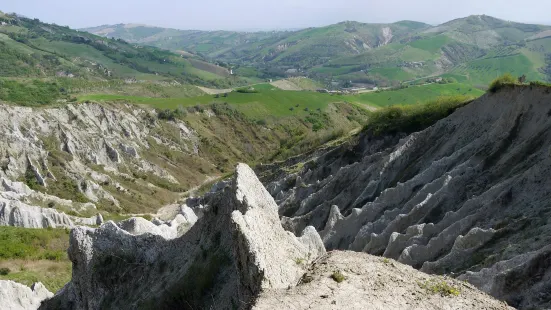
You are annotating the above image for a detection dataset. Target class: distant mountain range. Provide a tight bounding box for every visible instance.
[84,15,551,87]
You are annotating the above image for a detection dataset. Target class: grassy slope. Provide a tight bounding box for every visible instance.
[0,14,242,89]
[445,53,544,86]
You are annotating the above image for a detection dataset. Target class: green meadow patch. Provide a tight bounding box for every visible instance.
[79,83,483,120]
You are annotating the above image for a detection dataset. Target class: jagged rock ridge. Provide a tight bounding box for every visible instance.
[39,164,326,310]
[262,86,551,309]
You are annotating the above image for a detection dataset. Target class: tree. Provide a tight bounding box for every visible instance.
[518,74,527,84]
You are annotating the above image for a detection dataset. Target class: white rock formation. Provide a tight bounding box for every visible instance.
[0,102,199,218]
[0,281,53,310]
[0,177,103,228]
[115,210,196,239]
[0,199,102,229]
[0,200,73,228]
[39,163,325,310]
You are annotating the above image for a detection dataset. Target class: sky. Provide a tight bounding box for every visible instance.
[3,0,551,31]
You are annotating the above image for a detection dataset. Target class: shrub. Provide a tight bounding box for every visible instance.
[235,87,258,93]
[294,258,306,265]
[488,73,517,93]
[158,108,185,121]
[0,267,10,275]
[41,250,64,261]
[0,79,65,106]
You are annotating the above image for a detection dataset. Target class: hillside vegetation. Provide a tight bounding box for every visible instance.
[0,226,71,292]
[0,13,245,90]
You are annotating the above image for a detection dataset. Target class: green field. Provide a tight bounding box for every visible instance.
[352,83,484,107]
[80,86,353,119]
[79,82,483,119]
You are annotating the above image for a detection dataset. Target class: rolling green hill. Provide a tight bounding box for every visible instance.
[316,15,551,86]
[0,13,244,93]
[83,23,288,59]
[85,15,551,87]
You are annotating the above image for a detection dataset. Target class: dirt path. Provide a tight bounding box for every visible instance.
[196,86,233,95]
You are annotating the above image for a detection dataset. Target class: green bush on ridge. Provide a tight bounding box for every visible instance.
[487,73,517,93]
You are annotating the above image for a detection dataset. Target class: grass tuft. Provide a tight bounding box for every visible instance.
[331,270,346,283]
[295,258,306,265]
[419,279,460,296]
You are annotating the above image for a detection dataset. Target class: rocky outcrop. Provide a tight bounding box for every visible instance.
[262,86,551,309]
[0,200,73,228]
[0,102,199,215]
[0,281,53,310]
[0,200,103,228]
[255,251,512,310]
[0,178,103,228]
[40,164,325,310]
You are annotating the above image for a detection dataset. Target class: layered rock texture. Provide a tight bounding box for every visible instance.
[261,86,551,309]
